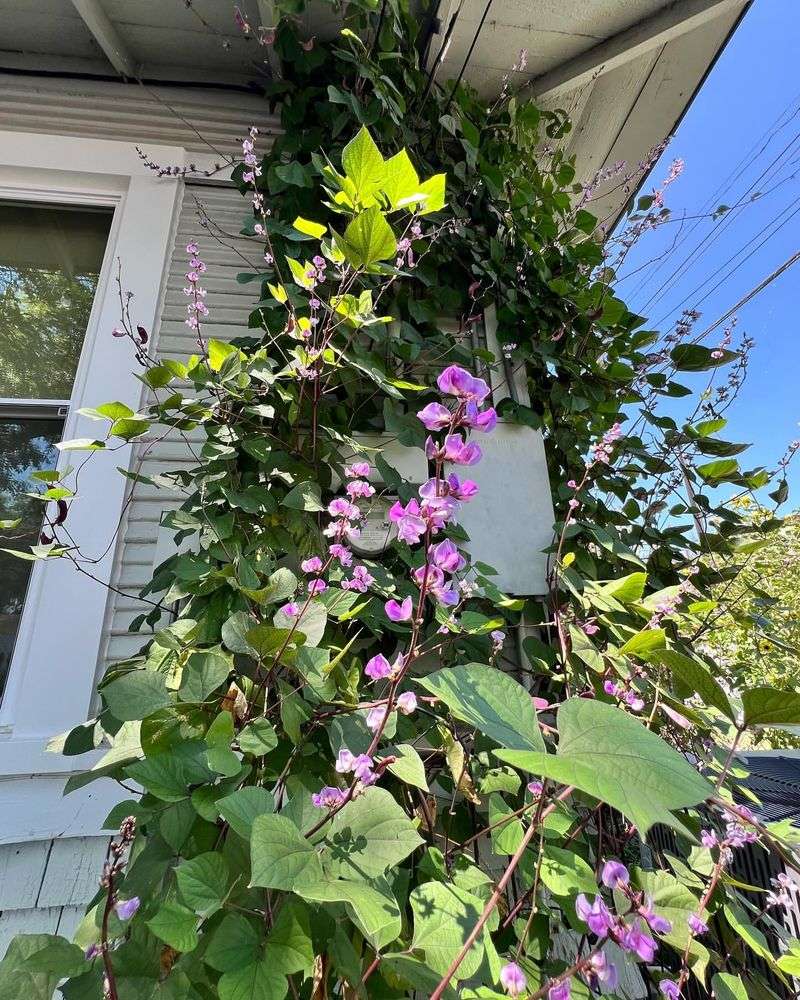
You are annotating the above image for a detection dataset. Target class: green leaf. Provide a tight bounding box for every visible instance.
[283,480,324,511]
[496,698,712,835]
[208,339,239,372]
[419,663,545,751]
[221,610,257,655]
[386,743,429,790]
[292,216,327,239]
[102,670,170,721]
[176,852,229,917]
[619,627,665,657]
[697,458,740,482]
[275,600,327,647]
[646,649,735,721]
[671,344,737,371]
[204,914,261,972]
[417,172,447,214]
[250,813,323,890]
[56,438,105,451]
[340,206,397,266]
[742,686,800,727]
[632,868,709,975]
[539,845,597,897]
[178,646,232,702]
[410,881,494,979]
[146,901,198,952]
[723,902,774,964]
[0,935,86,1000]
[266,899,314,976]
[218,786,274,839]
[238,718,278,756]
[712,973,748,1000]
[245,624,296,658]
[301,878,401,949]
[599,572,647,603]
[341,126,386,203]
[381,149,422,208]
[218,960,287,1000]
[324,786,424,878]
[488,794,523,855]
[110,417,150,440]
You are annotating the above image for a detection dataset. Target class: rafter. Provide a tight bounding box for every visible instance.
[70,0,137,79]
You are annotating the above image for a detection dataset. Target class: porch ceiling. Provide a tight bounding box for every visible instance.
[0,0,750,218]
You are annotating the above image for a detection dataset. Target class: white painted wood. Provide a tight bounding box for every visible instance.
[56,905,86,942]
[37,837,108,908]
[0,841,50,910]
[0,907,61,959]
[0,776,120,846]
[528,0,745,99]
[0,132,183,783]
[70,0,137,78]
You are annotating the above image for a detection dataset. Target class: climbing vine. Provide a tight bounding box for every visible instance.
[1,4,800,1000]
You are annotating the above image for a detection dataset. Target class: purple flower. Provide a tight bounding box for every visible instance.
[186,241,199,254]
[659,980,681,999]
[437,365,491,403]
[329,543,353,566]
[328,497,360,520]
[586,952,617,992]
[114,897,140,921]
[624,689,645,712]
[307,578,327,595]
[366,705,388,732]
[301,556,323,573]
[312,786,345,809]
[385,597,413,622]
[688,913,708,935]
[621,924,658,962]
[465,401,497,432]
[352,753,375,782]
[527,780,543,797]
[640,899,672,935]
[280,601,300,617]
[346,479,375,499]
[365,653,393,680]
[582,620,599,635]
[431,538,465,573]
[601,860,629,889]
[336,749,355,773]
[575,894,614,937]
[443,434,482,466]
[548,981,571,1000]
[499,961,527,997]
[417,401,453,431]
[700,829,718,848]
[345,462,371,478]
[397,691,417,715]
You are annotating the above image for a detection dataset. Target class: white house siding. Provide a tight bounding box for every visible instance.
[0,77,262,941]
[99,180,260,668]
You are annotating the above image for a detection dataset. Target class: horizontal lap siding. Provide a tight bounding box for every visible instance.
[99,183,258,667]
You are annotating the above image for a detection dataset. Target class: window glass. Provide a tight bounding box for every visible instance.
[0,201,112,701]
[0,202,112,399]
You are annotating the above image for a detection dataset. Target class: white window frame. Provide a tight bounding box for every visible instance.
[0,132,184,838]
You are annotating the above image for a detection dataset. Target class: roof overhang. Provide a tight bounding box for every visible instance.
[0,0,750,218]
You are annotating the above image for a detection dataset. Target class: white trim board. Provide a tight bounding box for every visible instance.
[0,132,183,823]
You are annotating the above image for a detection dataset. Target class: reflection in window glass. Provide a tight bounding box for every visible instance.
[0,201,112,702]
[0,202,113,400]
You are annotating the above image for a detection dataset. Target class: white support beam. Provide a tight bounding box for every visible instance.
[527,0,746,100]
[70,0,137,79]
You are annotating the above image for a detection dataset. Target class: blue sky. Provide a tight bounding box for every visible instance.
[615,0,800,502]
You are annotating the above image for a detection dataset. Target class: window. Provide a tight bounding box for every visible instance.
[0,202,113,701]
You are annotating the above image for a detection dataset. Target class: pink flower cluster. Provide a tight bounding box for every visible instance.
[184,241,209,346]
[589,421,622,465]
[604,678,645,713]
[242,126,261,185]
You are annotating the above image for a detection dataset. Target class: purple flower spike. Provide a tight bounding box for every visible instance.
[417,401,452,431]
[114,897,140,921]
[499,961,527,997]
[385,596,413,622]
[601,860,629,889]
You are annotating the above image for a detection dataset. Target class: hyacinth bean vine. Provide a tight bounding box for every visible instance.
[2,5,800,1000]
